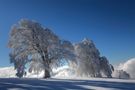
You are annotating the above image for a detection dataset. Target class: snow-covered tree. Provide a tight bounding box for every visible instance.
[74,38,101,77]
[74,38,114,78]
[8,19,76,78]
[99,56,113,78]
[28,54,44,74]
[112,70,130,79]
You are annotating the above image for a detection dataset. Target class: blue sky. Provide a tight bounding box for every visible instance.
[0,0,135,67]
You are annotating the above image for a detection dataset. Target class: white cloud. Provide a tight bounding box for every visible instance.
[117,58,135,78]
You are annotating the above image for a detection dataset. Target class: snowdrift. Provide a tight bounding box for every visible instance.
[0,66,72,78]
[0,67,16,78]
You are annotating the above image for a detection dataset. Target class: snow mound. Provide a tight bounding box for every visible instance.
[52,66,75,78]
[0,66,74,78]
[0,66,43,78]
[0,67,16,78]
[117,58,135,78]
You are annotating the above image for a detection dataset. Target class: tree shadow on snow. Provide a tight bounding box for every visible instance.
[0,78,91,90]
[0,78,135,90]
[73,79,135,90]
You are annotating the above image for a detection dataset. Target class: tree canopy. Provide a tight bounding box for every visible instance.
[8,19,114,78]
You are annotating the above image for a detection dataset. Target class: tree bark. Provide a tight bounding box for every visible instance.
[44,68,50,78]
[42,48,51,78]
[42,55,51,78]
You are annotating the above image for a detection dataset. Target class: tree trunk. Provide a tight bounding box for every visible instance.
[44,68,50,78]
[42,48,51,78]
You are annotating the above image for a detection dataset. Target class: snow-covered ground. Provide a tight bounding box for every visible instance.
[0,66,135,90]
[0,78,135,90]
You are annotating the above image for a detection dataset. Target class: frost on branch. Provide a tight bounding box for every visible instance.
[8,19,76,78]
[99,56,113,78]
[74,38,114,78]
[8,19,113,78]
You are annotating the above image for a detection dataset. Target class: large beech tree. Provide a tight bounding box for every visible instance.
[8,19,75,78]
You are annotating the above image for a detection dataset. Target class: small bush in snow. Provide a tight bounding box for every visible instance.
[112,70,130,79]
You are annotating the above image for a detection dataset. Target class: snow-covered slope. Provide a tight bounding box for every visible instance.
[0,67,16,78]
[0,66,44,78]
[0,66,71,78]
[0,58,135,79]
[0,66,135,90]
[0,78,135,90]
